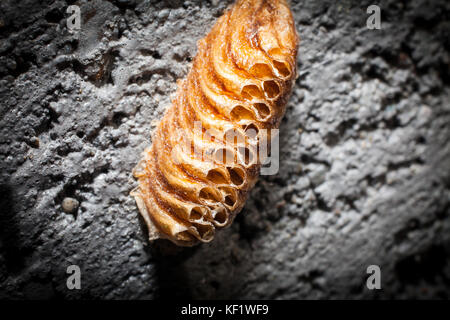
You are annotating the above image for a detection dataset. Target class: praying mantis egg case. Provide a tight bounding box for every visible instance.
[131,0,299,246]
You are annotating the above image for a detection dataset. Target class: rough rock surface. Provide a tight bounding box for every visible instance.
[0,0,449,299]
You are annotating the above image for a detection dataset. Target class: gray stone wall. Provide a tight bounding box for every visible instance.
[0,0,449,299]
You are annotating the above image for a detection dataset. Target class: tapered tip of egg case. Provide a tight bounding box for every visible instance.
[131,190,162,242]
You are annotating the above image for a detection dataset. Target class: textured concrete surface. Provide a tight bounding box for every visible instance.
[0,0,449,299]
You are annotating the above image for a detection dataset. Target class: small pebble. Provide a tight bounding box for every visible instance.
[62,197,79,214]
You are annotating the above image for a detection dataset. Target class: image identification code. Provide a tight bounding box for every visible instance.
[181,304,269,317]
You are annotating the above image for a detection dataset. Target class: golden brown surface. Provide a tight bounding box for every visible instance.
[132,0,299,246]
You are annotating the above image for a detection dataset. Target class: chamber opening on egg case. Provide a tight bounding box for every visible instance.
[230,105,255,121]
[244,123,259,139]
[212,207,228,225]
[241,84,265,100]
[190,207,204,220]
[199,187,223,202]
[227,166,245,186]
[207,168,229,184]
[249,63,274,78]
[219,186,237,207]
[253,102,270,118]
[263,80,280,98]
[192,222,213,239]
[273,60,291,77]
[268,48,283,57]
[225,196,235,206]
